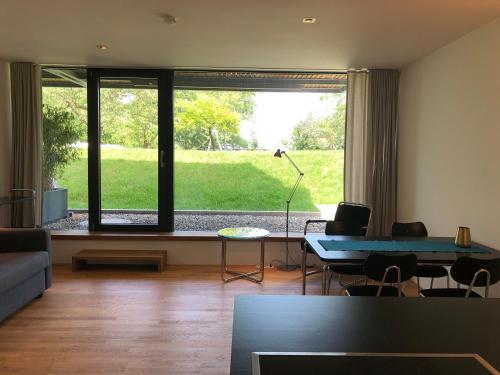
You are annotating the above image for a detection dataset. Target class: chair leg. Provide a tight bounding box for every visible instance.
[327,269,334,295]
[430,278,434,289]
[417,277,421,292]
[301,249,307,295]
[321,264,329,295]
[338,273,365,288]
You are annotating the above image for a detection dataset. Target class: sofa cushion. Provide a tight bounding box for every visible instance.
[0,252,49,293]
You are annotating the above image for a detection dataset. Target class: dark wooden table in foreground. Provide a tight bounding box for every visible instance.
[230,295,500,374]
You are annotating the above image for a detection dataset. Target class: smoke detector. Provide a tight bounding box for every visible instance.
[163,14,178,25]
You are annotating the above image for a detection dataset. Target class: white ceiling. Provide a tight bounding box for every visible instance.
[0,0,499,70]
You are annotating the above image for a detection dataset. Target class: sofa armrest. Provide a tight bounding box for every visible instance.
[0,228,50,252]
[0,228,52,288]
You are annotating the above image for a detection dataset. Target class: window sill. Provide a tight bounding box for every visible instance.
[50,230,304,242]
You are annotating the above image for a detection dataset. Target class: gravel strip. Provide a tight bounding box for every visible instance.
[45,212,326,233]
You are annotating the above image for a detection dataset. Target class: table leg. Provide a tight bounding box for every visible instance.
[221,238,265,283]
[302,246,307,295]
[221,238,227,282]
[257,238,265,282]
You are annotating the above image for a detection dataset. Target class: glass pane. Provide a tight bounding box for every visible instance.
[172,71,347,232]
[99,76,159,225]
[41,67,89,230]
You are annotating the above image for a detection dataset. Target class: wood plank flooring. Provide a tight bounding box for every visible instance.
[0,265,417,375]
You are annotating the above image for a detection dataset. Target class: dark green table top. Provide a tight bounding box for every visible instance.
[318,239,488,253]
[305,235,499,264]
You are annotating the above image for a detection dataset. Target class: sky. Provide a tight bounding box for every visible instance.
[240,92,344,150]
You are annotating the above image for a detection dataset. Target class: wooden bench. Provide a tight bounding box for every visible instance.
[72,250,167,272]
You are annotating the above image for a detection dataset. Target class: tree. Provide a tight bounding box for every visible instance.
[174,90,255,150]
[42,87,87,141]
[42,105,84,190]
[101,89,159,148]
[290,114,324,150]
[43,87,256,150]
[210,91,255,120]
[175,94,241,150]
[44,87,159,148]
[290,95,346,151]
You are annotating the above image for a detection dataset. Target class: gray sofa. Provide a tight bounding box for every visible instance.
[0,228,52,322]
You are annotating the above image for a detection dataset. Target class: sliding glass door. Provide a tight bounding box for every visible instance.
[87,69,173,231]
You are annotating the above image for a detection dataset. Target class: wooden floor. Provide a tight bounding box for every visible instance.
[0,265,417,375]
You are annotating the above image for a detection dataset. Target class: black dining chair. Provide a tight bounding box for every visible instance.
[345,253,418,297]
[301,219,364,295]
[326,203,371,291]
[420,257,500,298]
[335,202,371,235]
[391,221,449,291]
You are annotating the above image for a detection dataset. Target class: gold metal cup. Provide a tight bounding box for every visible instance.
[455,226,471,248]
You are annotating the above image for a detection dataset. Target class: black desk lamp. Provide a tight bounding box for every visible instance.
[274,149,304,271]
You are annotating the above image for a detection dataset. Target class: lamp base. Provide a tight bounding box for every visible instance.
[276,264,300,272]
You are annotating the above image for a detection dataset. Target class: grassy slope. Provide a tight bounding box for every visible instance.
[58,149,344,211]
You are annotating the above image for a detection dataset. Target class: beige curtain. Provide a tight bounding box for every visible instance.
[366,70,400,235]
[344,69,400,236]
[344,70,369,204]
[10,62,43,227]
[0,61,12,227]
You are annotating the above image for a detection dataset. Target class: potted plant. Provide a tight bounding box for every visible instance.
[42,105,84,224]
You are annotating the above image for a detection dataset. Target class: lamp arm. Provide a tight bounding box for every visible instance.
[287,173,304,204]
[283,152,304,175]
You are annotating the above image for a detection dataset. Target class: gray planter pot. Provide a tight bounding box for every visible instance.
[42,188,69,224]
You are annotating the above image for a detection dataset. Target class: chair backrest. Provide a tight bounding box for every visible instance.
[325,220,363,236]
[364,253,418,283]
[391,222,428,237]
[451,257,500,287]
[334,202,371,229]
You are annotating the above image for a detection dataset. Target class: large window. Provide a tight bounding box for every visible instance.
[41,69,346,232]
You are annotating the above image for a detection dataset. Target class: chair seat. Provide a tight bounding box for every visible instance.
[420,288,482,298]
[414,265,448,278]
[346,285,405,297]
[329,264,364,276]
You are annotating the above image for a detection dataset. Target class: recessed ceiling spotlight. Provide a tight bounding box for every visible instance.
[96,44,108,50]
[302,17,316,24]
[163,14,178,25]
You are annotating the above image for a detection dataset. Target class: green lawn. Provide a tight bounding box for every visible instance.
[58,149,344,212]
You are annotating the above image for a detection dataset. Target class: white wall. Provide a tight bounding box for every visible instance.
[0,60,11,226]
[52,239,305,267]
[398,17,500,294]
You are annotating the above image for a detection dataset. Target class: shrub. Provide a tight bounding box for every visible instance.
[42,104,84,190]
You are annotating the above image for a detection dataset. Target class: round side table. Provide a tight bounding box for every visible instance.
[218,227,270,283]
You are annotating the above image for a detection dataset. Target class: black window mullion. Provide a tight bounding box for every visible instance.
[158,70,174,232]
[87,69,100,231]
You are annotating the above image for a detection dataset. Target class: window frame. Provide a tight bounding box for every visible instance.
[87,68,174,232]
